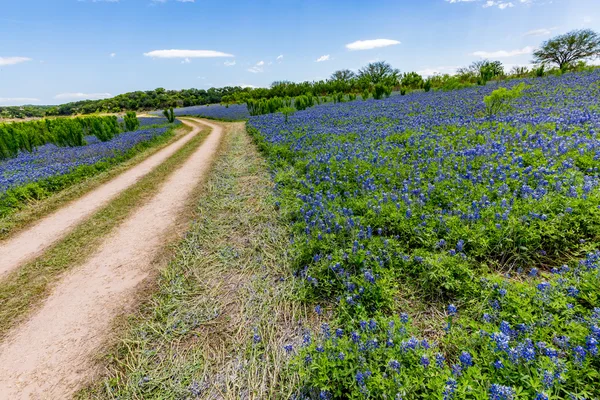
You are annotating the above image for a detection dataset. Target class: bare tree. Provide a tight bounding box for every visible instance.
[533,29,600,69]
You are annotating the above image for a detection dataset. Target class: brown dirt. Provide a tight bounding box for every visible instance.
[0,118,223,399]
[0,121,200,278]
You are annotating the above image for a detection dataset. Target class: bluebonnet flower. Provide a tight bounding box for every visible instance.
[355,371,366,386]
[389,359,401,371]
[586,336,598,355]
[304,354,312,365]
[436,353,446,368]
[573,346,587,363]
[283,344,293,354]
[338,352,345,361]
[483,313,493,323]
[303,332,311,345]
[321,323,331,338]
[335,328,344,338]
[448,304,458,316]
[529,268,539,277]
[443,378,457,400]
[459,351,473,367]
[400,313,409,323]
[543,370,554,388]
[489,384,515,400]
[456,239,465,252]
[534,393,549,400]
[421,355,430,367]
[493,359,504,369]
[315,305,322,315]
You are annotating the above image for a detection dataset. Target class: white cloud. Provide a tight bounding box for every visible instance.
[181,58,191,64]
[276,54,283,61]
[224,60,236,66]
[523,28,556,37]
[0,97,40,106]
[54,92,112,100]
[247,61,265,73]
[417,65,460,77]
[0,56,32,66]
[346,39,400,51]
[483,1,514,9]
[109,52,116,58]
[316,54,331,62]
[472,45,534,58]
[144,49,234,58]
[447,0,540,8]
[240,84,258,89]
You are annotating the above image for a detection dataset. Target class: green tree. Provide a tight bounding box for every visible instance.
[358,61,399,86]
[533,29,600,70]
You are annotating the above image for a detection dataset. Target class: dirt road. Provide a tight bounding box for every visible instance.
[0,118,223,399]
[0,119,202,277]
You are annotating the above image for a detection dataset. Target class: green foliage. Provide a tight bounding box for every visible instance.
[424,79,432,92]
[484,83,529,117]
[0,115,124,159]
[123,111,140,131]
[373,84,389,100]
[534,64,546,77]
[162,108,175,123]
[401,72,424,90]
[361,89,371,101]
[280,107,296,123]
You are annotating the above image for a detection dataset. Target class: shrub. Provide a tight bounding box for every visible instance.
[123,111,140,131]
[484,82,528,117]
[162,108,175,123]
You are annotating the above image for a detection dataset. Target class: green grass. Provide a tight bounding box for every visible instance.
[78,122,309,400]
[0,123,191,240]
[0,124,208,339]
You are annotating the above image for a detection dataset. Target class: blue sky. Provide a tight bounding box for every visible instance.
[0,0,598,105]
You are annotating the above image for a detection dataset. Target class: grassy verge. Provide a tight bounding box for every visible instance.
[0,124,208,339]
[79,122,308,399]
[0,123,191,240]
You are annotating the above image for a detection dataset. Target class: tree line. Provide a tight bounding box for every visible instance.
[2,29,598,120]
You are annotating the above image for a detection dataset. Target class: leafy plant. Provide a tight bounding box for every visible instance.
[162,108,175,123]
[484,82,528,117]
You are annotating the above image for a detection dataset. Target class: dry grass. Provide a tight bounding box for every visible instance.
[79,122,308,399]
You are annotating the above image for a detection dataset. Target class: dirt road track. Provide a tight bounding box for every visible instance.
[0,118,223,399]
[0,119,202,278]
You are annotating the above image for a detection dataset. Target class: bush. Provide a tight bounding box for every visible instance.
[124,111,140,131]
[484,83,528,117]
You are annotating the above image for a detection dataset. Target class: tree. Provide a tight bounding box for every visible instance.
[330,69,356,83]
[358,61,400,86]
[533,29,600,70]
[457,60,504,84]
[401,72,424,90]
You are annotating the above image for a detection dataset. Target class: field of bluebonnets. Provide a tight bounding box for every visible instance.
[169,103,250,120]
[0,117,179,216]
[248,70,600,399]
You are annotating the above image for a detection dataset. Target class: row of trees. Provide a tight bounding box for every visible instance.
[0,115,131,160]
